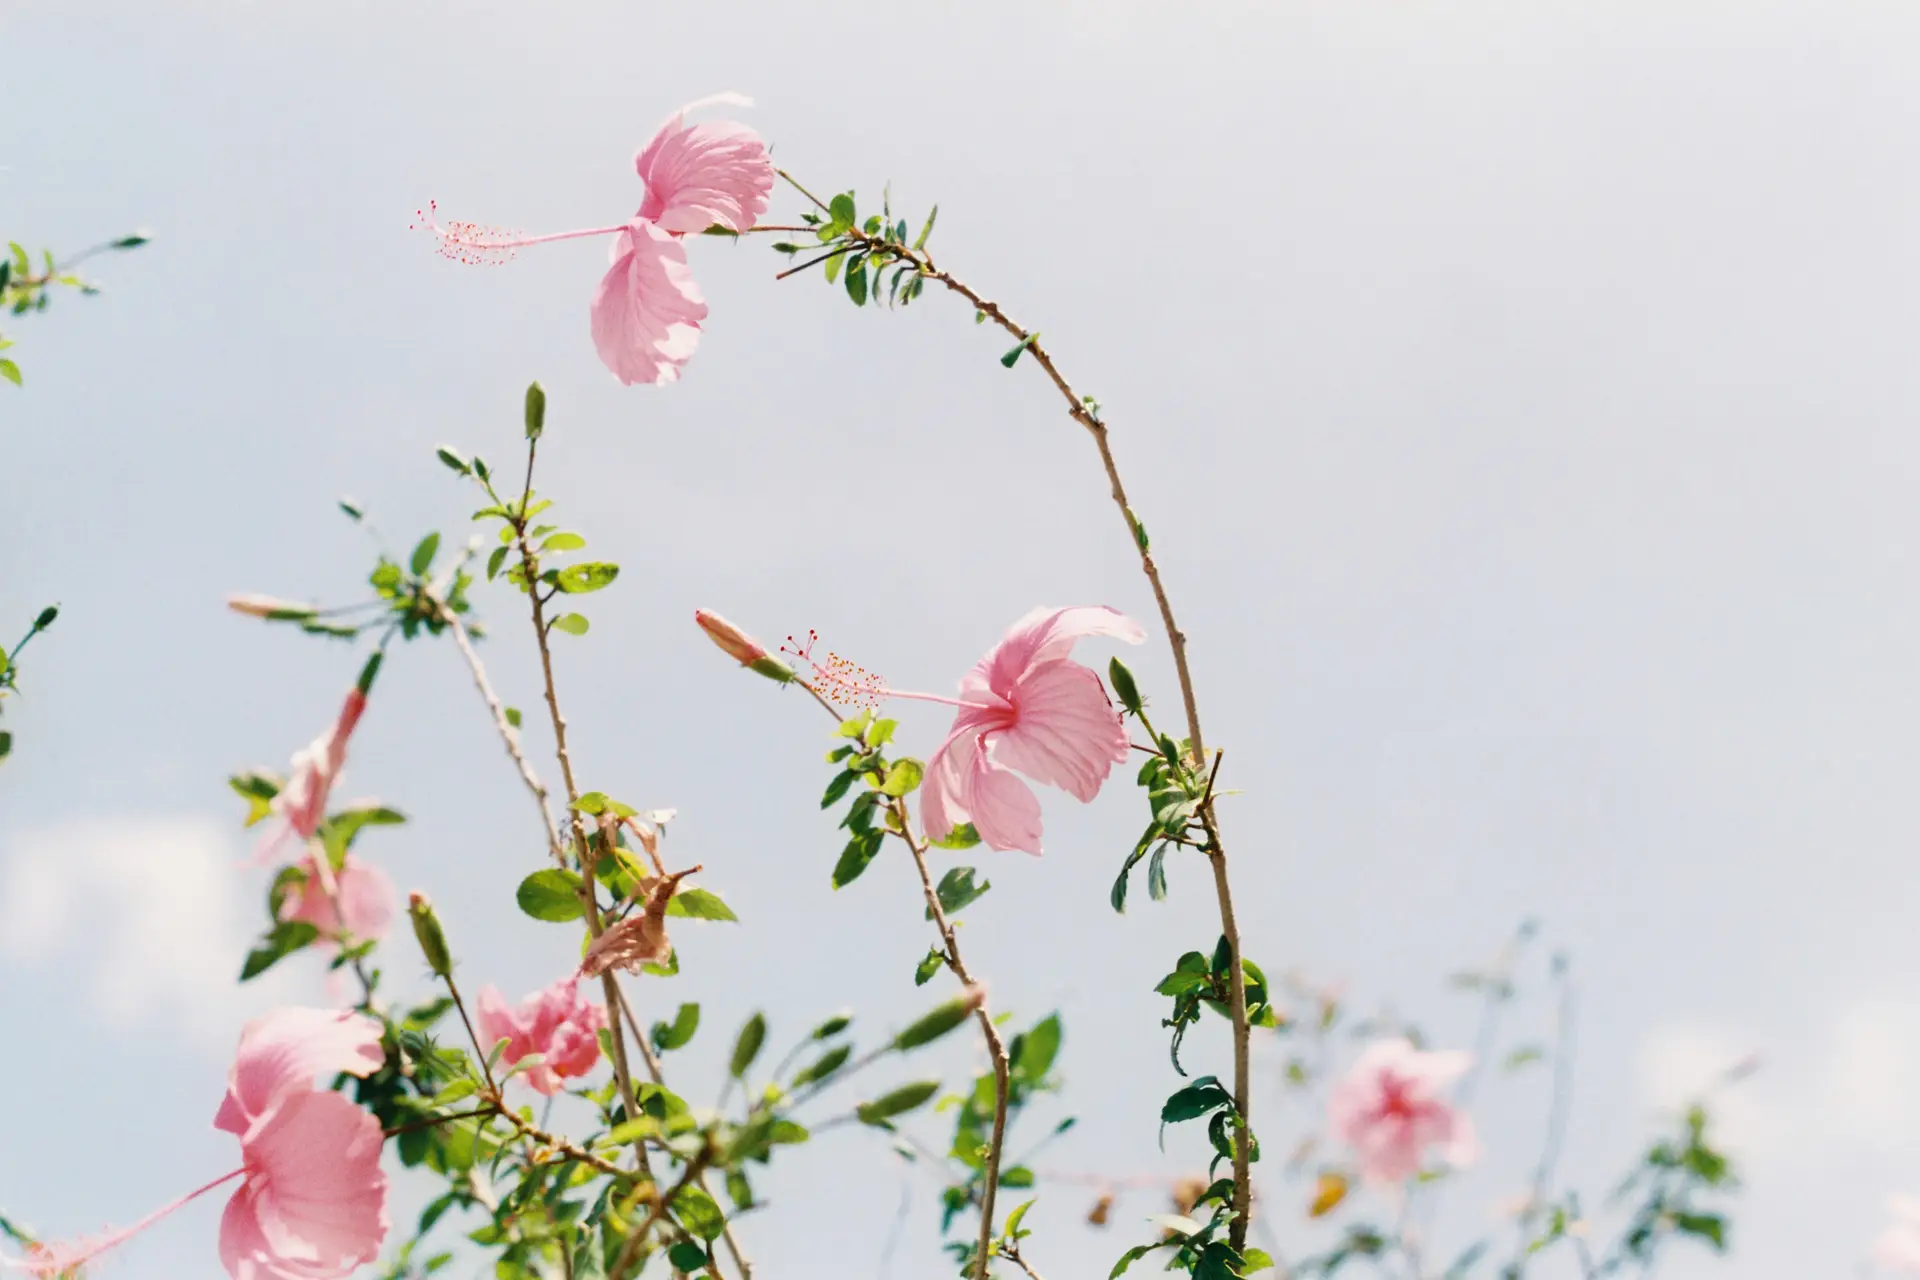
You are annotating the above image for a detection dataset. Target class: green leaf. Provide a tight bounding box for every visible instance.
[668,1242,709,1272]
[845,261,868,306]
[1242,1249,1276,1274]
[571,792,637,818]
[112,232,152,250]
[823,248,845,285]
[664,888,738,922]
[1672,1212,1727,1250]
[0,731,11,761]
[914,204,938,250]
[524,382,546,439]
[832,830,884,889]
[540,532,586,553]
[790,1043,852,1089]
[409,532,440,576]
[549,612,590,637]
[929,866,990,918]
[671,1185,726,1242]
[1161,1077,1231,1124]
[880,758,924,797]
[1001,332,1040,367]
[1003,1197,1035,1240]
[339,499,364,521]
[1111,1244,1158,1279]
[856,1079,941,1125]
[485,546,509,580]
[931,822,980,850]
[240,921,320,981]
[435,446,472,476]
[0,359,19,387]
[553,562,619,593]
[1012,1014,1062,1084]
[812,1013,852,1040]
[730,1012,767,1078]
[516,868,585,922]
[913,946,944,986]
[829,193,856,228]
[1147,843,1169,901]
[821,769,858,808]
[650,1002,700,1052]
[895,995,975,1050]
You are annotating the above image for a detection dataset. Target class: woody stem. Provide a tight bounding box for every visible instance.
[789,220,1255,1250]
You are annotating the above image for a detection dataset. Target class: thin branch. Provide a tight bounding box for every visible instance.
[432,593,565,862]
[608,1150,713,1280]
[789,224,1258,1249]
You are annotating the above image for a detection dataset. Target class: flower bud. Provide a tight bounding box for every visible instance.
[227,593,318,621]
[694,609,793,683]
[408,891,454,978]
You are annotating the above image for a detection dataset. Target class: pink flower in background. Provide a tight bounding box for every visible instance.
[0,1010,388,1278]
[278,854,397,945]
[1876,1196,1920,1273]
[475,977,609,1095]
[917,607,1145,855]
[266,688,367,852]
[1328,1038,1479,1186]
[417,92,772,386]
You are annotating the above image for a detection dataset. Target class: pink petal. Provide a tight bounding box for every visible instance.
[977,606,1145,699]
[989,659,1129,803]
[967,742,1047,855]
[634,93,774,234]
[215,1008,383,1135]
[589,220,708,385]
[231,1091,388,1280]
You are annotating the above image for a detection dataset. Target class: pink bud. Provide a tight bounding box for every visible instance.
[227,593,316,620]
[695,609,794,683]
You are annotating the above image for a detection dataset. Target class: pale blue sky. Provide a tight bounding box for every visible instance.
[5,2,1920,1276]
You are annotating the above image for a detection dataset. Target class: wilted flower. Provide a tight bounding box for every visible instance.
[417,94,773,386]
[474,977,609,1096]
[1327,1039,1478,1186]
[578,868,696,978]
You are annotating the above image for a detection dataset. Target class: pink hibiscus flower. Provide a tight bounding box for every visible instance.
[417,93,773,386]
[915,607,1146,855]
[278,853,397,945]
[1327,1038,1479,1186]
[2,1009,388,1279]
[475,977,609,1096]
[780,607,1145,855]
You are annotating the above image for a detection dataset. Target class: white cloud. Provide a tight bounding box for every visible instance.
[0,814,296,1047]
